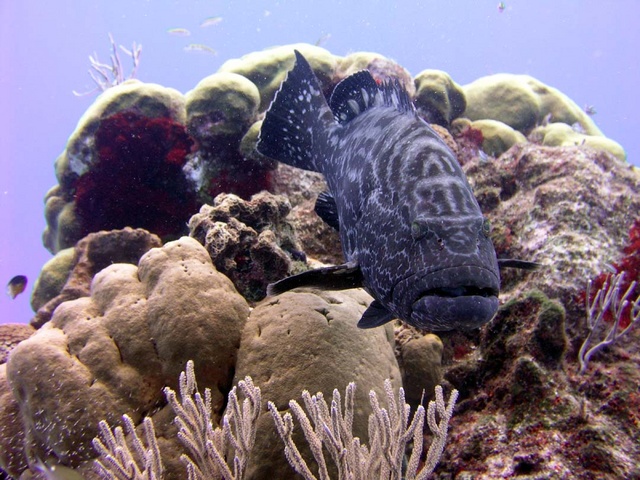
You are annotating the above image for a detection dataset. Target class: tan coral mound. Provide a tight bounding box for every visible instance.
[0,237,249,477]
[234,288,402,479]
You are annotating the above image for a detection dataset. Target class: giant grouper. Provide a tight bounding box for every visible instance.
[257,51,537,331]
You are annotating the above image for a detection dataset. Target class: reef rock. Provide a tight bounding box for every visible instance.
[0,324,35,364]
[438,290,640,478]
[189,191,303,302]
[337,51,415,96]
[234,288,401,479]
[270,162,344,265]
[464,144,640,318]
[0,237,249,477]
[31,228,162,328]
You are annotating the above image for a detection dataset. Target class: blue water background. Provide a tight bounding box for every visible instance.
[1,0,638,324]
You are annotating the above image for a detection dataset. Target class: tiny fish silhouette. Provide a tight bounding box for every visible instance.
[258,51,537,331]
[6,275,27,299]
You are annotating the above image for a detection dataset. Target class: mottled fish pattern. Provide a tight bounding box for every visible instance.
[258,51,530,331]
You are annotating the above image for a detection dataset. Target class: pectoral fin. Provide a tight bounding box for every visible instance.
[267,262,363,296]
[314,191,340,231]
[357,300,396,329]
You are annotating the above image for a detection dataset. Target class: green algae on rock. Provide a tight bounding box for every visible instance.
[530,122,626,161]
[463,73,603,136]
[414,69,466,126]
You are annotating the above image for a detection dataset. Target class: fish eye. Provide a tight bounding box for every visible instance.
[482,218,491,236]
[411,220,432,240]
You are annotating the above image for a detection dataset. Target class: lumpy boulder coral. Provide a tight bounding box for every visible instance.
[0,237,249,477]
[218,43,338,110]
[31,227,162,328]
[234,288,401,479]
[530,122,626,161]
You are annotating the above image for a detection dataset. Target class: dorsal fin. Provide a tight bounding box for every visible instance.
[329,71,415,124]
[257,50,336,172]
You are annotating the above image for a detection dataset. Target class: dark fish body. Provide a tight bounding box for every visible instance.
[258,51,501,331]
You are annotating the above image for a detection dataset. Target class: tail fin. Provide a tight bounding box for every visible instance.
[257,50,336,172]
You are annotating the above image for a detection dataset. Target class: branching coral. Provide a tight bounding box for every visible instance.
[74,33,142,96]
[268,380,458,480]
[73,110,198,237]
[579,272,640,373]
[164,361,261,480]
[93,361,456,480]
[93,415,164,480]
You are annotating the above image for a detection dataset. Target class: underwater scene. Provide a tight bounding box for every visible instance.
[1,1,639,478]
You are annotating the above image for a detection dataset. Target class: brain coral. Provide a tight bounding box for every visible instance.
[0,237,249,477]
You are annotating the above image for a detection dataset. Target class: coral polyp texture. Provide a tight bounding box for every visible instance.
[3,43,639,478]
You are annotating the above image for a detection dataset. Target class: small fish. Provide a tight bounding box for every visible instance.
[200,16,222,28]
[583,104,597,116]
[497,2,506,12]
[315,33,332,47]
[167,28,191,37]
[258,52,538,331]
[184,43,217,55]
[7,275,27,299]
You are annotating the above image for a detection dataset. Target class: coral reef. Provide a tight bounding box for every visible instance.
[44,80,190,253]
[2,43,638,479]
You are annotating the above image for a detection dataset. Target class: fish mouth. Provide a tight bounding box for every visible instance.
[395,266,499,331]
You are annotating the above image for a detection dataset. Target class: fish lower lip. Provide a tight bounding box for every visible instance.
[423,286,498,298]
